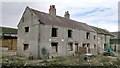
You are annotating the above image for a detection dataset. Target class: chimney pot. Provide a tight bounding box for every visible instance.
[64,11,70,19]
[49,5,56,16]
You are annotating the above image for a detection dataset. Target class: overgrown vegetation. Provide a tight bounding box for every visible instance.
[41,47,49,59]
[112,58,120,66]
[2,56,25,66]
[1,55,120,66]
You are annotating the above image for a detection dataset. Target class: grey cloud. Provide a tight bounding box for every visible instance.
[2,2,48,28]
[1,1,118,32]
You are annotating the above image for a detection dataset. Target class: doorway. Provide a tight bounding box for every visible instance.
[75,43,79,54]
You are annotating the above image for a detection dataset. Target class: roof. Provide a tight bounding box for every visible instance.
[0,27,17,34]
[111,32,120,39]
[30,8,95,32]
[90,26,113,36]
[110,39,120,44]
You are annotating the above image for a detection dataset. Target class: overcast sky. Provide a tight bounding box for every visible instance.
[0,0,119,32]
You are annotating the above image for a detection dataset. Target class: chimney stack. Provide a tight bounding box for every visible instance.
[49,5,56,16]
[64,11,70,19]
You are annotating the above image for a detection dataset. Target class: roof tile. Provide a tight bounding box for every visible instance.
[30,8,95,32]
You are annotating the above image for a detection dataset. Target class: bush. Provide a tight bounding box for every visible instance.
[113,58,120,66]
[41,47,49,59]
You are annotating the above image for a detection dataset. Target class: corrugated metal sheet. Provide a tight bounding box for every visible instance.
[30,8,95,32]
[0,27,17,34]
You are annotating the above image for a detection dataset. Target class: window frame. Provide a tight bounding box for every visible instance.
[24,44,29,50]
[51,42,58,53]
[25,27,29,33]
[82,44,86,47]
[86,32,90,39]
[68,42,73,51]
[94,35,96,39]
[87,44,90,48]
[94,44,96,49]
[68,30,72,38]
[51,27,58,37]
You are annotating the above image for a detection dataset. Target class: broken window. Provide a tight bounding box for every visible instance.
[51,27,57,37]
[25,27,29,32]
[51,42,58,53]
[87,44,90,48]
[94,44,96,49]
[68,42,73,51]
[94,35,96,39]
[104,44,107,51]
[82,44,86,47]
[86,32,90,39]
[68,30,72,38]
[24,44,29,50]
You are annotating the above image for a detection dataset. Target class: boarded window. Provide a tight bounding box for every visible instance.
[25,27,29,32]
[68,43,73,51]
[86,32,90,39]
[51,42,58,53]
[68,30,72,38]
[24,44,29,50]
[51,28,57,37]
